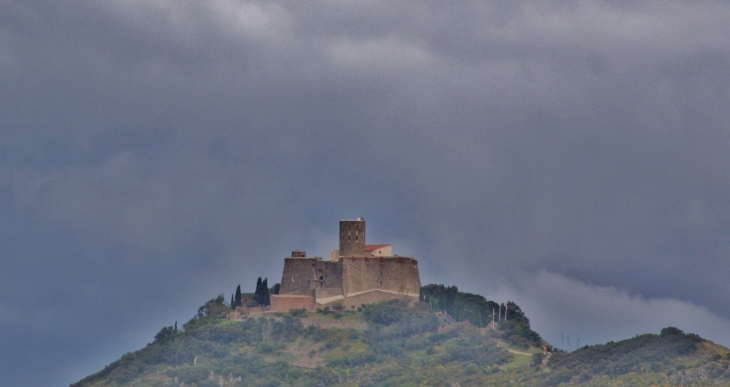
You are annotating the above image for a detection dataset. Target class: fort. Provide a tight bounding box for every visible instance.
[270,218,421,312]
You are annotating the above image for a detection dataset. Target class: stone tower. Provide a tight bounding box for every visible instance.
[339,218,366,256]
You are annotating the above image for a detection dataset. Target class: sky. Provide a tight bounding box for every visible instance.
[1,0,730,385]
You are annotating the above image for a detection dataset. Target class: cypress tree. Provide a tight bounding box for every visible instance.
[255,277,263,305]
[262,278,270,306]
[235,285,242,307]
[230,294,235,309]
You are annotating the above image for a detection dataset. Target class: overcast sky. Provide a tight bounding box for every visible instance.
[2,1,730,385]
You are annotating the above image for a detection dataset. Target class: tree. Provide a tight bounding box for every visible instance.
[183,294,230,330]
[270,282,280,295]
[154,325,176,342]
[254,277,263,305]
[262,278,270,306]
[253,277,271,306]
[235,285,242,307]
[230,294,235,309]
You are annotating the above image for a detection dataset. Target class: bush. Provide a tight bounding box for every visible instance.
[183,295,232,330]
[661,327,684,336]
[465,363,480,375]
[531,352,545,366]
[154,326,177,343]
[256,341,277,354]
[363,299,410,325]
[167,366,211,385]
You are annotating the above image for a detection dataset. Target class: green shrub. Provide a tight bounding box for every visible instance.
[531,352,545,366]
[256,341,277,354]
[167,366,211,385]
[363,299,410,325]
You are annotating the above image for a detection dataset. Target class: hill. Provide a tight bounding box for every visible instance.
[72,288,730,387]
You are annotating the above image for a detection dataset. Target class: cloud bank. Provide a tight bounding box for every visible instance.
[1,1,729,385]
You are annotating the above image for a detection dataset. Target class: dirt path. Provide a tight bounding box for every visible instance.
[300,318,368,330]
[504,348,532,356]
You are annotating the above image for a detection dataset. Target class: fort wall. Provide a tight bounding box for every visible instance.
[341,257,421,297]
[279,258,343,296]
[272,219,422,312]
[270,294,315,312]
[315,287,344,301]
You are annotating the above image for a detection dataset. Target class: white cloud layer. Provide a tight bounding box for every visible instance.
[489,270,730,348]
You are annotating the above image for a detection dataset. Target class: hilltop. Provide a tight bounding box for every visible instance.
[72,286,730,387]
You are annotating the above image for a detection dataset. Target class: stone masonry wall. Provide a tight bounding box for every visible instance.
[270,294,316,312]
[279,258,343,296]
[341,257,421,297]
[315,288,343,299]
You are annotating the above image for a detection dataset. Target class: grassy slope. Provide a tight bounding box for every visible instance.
[72,300,730,387]
[514,328,730,386]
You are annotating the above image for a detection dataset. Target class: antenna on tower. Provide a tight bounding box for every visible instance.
[567,336,572,352]
[561,332,564,351]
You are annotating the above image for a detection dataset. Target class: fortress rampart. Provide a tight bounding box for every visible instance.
[342,257,420,297]
[270,219,422,312]
[279,258,343,296]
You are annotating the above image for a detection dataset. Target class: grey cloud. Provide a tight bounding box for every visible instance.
[1,0,730,385]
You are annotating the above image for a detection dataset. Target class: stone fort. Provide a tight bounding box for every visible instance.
[270,218,421,312]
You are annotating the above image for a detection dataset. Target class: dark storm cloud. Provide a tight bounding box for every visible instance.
[2,1,730,385]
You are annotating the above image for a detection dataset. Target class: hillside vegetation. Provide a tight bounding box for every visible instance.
[72,286,730,387]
